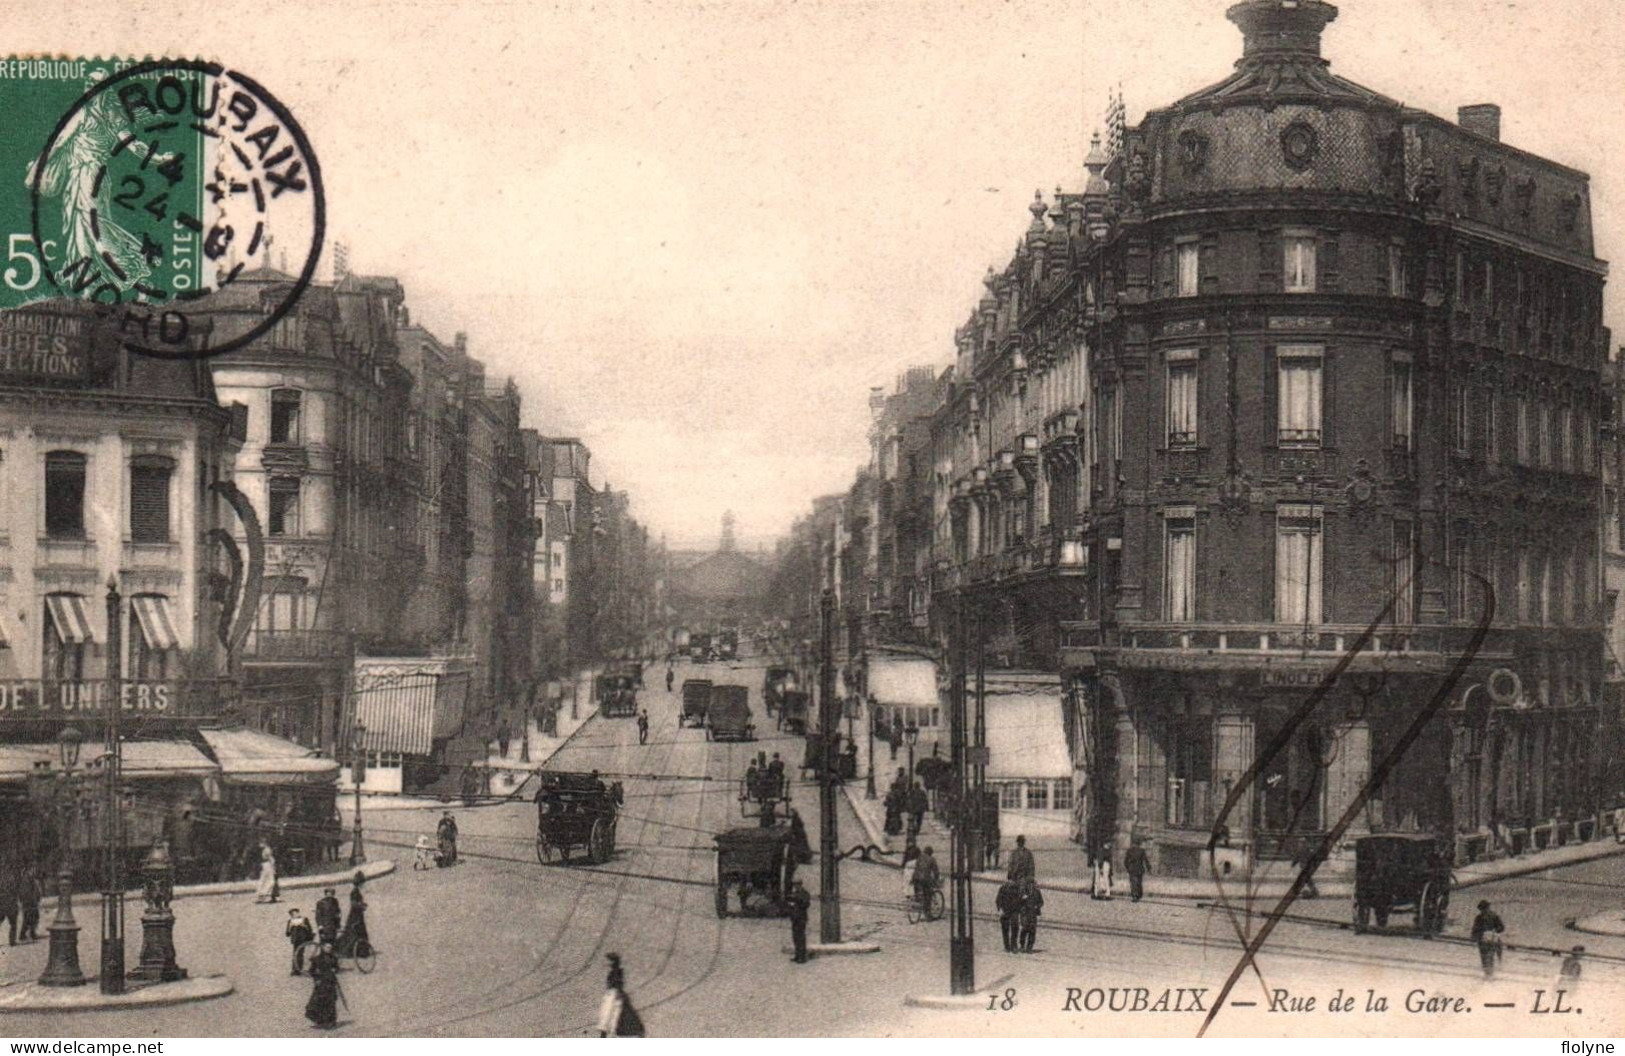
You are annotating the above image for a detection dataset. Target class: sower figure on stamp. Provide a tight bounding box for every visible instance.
[1471,899,1505,979]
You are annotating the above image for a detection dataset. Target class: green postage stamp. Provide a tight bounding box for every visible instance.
[0,57,323,358]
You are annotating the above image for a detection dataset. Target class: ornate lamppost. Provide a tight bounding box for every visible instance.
[39,726,87,988]
[349,722,367,866]
[865,694,878,800]
[904,722,919,801]
[129,840,185,982]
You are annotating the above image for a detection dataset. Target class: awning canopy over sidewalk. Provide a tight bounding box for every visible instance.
[198,727,340,785]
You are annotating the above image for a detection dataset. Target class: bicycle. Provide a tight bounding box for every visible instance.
[300,938,379,975]
[905,881,945,924]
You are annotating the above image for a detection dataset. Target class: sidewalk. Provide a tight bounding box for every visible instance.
[841,782,1625,900]
[38,858,397,915]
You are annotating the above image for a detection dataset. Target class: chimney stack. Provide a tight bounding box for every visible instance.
[1458,104,1501,142]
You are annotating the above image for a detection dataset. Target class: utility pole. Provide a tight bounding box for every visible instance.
[972,603,988,872]
[818,587,841,943]
[948,595,975,994]
[101,579,126,995]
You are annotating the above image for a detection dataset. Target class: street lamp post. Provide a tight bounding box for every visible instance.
[349,723,367,866]
[101,579,126,996]
[865,695,877,800]
[904,722,918,807]
[39,726,87,988]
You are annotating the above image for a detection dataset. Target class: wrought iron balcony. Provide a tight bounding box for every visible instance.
[241,629,353,662]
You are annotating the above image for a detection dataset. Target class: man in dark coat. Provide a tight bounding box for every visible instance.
[18,870,41,942]
[888,717,902,761]
[786,879,812,963]
[1124,842,1151,902]
[314,888,342,944]
[906,783,929,839]
[1007,834,1035,882]
[304,942,340,1029]
[1018,878,1044,953]
[996,879,1022,952]
[1471,900,1506,979]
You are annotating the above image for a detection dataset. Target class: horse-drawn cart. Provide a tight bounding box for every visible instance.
[534,771,623,865]
[714,824,794,918]
[1352,833,1451,935]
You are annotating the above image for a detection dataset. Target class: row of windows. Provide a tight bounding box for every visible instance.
[872,703,942,730]
[1162,350,1592,468]
[40,451,175,544]
[1166,232,1405,299]
[993,778,1074,811]
[1162,510,1595,626]
[38,592,177,682]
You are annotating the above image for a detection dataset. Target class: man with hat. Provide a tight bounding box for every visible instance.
[1470,899,1505,978]
[314,887,342,945]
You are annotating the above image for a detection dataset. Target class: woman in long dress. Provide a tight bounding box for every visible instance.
[1091,847,1114,901]
[304,942,340,1029]
[338,873,369,957]
[254,842,278,904]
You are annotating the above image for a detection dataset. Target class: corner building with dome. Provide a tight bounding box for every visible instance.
[929,0,1613,878]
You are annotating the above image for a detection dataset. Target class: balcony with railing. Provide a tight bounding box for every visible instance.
[241,629,353,663]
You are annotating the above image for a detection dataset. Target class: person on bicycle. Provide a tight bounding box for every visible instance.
[637,709,649,745]
[912,845,941,912]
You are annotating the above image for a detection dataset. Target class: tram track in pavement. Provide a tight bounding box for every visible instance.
[378,694,692,1036]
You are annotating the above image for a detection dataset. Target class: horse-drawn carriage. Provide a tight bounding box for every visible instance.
[596,673,638,718]
[1351,833,1451,935]
[534,771,623,865]
[776,690,810,735]
[706,685,754,742]
[762,666,797,717]
[739,755,790,818]
[800,730,855,781]
[679,679,712,728]
[714,824,795,918]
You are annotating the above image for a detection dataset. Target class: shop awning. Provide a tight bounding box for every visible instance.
[132,595,180,652]
[351,659,470,756]
[46,594,94,644]
[198,727,340,786]
[984,681,1072,780]
[0,740,219,783]
[869,658,939,706]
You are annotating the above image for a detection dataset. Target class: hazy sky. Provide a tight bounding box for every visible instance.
[21,0,1625,549]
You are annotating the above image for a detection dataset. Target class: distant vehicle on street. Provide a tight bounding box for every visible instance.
[690,632,713,662]
[1351,833,1451,935]
[776,690,810,735]
[714,823,795,918]
[716,629,739,661]
[706,685,754,742]
[762,666,796,716]
[596,673,638,718]
[534,771,623,865]
[680,679,713,728]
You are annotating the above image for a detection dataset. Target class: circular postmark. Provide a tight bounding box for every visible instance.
[27,59,324,360]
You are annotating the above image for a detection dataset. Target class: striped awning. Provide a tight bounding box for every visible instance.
[46,594,94,645]
[131,595,179,652]
[352,668,442,756]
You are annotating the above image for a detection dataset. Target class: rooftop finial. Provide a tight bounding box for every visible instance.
[1226,0,1338,62]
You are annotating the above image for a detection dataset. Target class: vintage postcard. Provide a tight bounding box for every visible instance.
[0,0,1622,1043]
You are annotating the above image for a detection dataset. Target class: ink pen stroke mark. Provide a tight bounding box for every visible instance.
[1197,565,1494,1038]
[1199,565,1404,997]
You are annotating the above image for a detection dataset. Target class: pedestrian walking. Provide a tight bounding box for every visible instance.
[906,782,928,839]
[0,872,18,946]
[304,941,341,1029]
[900,837,920,901]
[1124,841,1150,903]
[888,717,902,762]
[1018,878,1044,952]
[1091,846,1114,901]
[1007,834,1035,882]
[637,709,649,745]
[254,840,279,904]
[339,872,370,958]
[436,811,458,867]
[497,720,512,759]
[286,908,315,975]
[665,667,674,692]
[996,879,1021,952]
[883,776,903,837]
[1560,945,1584,989]
[19,870,41,942]
[912,845,941,914]
[597,954,647,1036]
[786,880,812,963]
[315,887,342,944]
[1471,899,1505,979]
